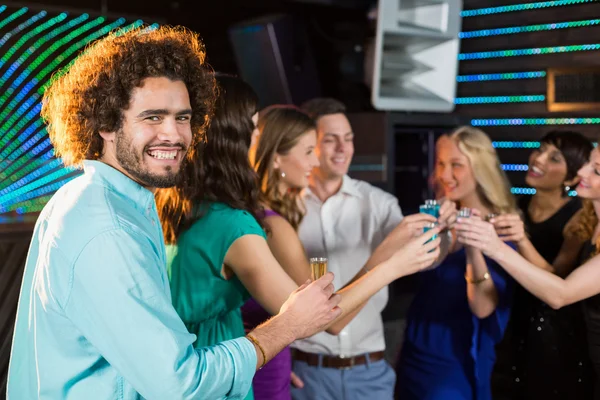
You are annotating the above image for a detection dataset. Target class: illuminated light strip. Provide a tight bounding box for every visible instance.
[457,71,546,82]
[460,18,600,38]
[502,164,529,171]
[3,16,106,100]
[461,0,598,17]
[0,6,6,13]
[0,13,87,80]
[0,157,61,191]
[0,149,54,182]
[37,18,141,95]
[8,194,54,214]
[0,16,91,149]
[0,15,104,117]
[0,159,64,195]
[511,187,579,197]
[0,167,76,205]
[459,44,600,60]
[0,13,68,68]
[472,118,600,126]
[0,11,47,48]
[0,7,28,31]
[0,118,44,161]
[493,141,540,148]
[455,95,545,104]
[0,174,77,211]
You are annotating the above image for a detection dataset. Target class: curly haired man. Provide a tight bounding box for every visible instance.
[7,27,341,400]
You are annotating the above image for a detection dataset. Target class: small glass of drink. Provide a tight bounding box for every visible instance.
[309,257,328,280]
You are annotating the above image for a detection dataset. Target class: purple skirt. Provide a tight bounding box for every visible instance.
[242,298,292,400]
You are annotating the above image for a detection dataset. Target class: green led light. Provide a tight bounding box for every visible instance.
[0,150,53,182]
[0,13,68,65]
[0,7,28,31]
[5,194,54,214]
[0,168,75,205]
[460,43,600,60]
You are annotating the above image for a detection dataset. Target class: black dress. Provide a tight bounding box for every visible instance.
[492,196,593,400]
[579,241,600,399]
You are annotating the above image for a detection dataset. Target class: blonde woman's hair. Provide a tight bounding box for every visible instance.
[438,126,517,214]
[253,106,316,230]
[567,200,599,258]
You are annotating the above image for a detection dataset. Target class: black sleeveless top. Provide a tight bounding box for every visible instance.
[578,241,600,398]
[492,196,593,400]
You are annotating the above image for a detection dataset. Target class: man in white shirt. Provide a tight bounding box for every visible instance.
[291,98,414,399]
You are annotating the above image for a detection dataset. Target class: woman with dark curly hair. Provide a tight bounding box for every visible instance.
[156,76,444,399]
[8,26,344,400]
[457,143,600,400]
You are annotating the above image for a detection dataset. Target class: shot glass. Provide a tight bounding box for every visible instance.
[420,199,441,218]
[457,207,472,219]
[485,213,499,222]
[309,257,328,281]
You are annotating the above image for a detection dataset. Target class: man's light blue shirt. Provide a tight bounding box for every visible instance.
[7,160,257,399]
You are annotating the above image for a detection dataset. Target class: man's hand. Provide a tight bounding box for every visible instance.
[278,273,342,340]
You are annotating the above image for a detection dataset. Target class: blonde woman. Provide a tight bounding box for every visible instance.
[395,126,518,400]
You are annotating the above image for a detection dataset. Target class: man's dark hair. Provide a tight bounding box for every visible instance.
[300,97,346,122]
[42,26,216,167]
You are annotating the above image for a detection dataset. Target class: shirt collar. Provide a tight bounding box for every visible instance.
[83,160,155,212]
[305,175,363,201]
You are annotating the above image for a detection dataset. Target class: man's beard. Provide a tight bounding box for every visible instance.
[115,129,186,188]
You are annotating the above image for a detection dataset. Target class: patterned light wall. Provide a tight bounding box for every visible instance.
[0,4,157,216]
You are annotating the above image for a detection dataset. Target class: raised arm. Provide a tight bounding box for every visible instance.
[456,217,600,309]
[492,211,584,277]
[225,225,441,335]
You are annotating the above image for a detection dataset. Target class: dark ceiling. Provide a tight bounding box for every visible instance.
[24,0,376,107]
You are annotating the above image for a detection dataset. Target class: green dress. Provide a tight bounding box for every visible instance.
[167,202,266,400]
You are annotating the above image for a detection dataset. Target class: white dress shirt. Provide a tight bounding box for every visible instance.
[294,175,404,357]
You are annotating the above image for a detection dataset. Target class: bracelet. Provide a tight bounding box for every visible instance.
[247,334,267,369]
[465,271,490,284]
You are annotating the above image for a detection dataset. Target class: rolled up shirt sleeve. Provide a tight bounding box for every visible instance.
[63,228,256,399]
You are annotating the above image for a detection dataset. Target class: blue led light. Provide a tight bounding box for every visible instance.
[455,95,545,104]
[492,141,540,148]
[460,18,600,39]
[502,164,529,171]
[461,0,598,17]
[457,71,546,82]
[511,187,578,196]
[473,118,600,126]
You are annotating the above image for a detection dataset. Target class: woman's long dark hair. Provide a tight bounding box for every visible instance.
[156,74,264,244]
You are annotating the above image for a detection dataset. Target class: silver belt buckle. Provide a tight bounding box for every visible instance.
[339,355,355,370]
